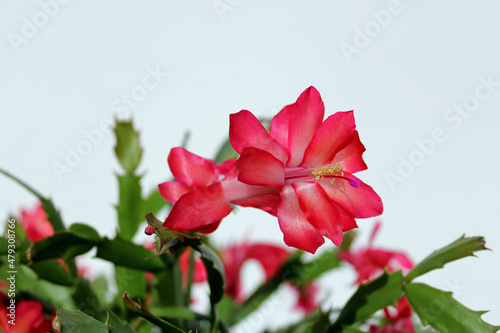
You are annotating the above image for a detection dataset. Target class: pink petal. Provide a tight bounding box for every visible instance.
[158,181,192,203]
[230,110,288,164]
[277,184,325,253]
[287,87,325,167]
[391,253,414,270]
[269,103,294,148]
[232,193,280,216]
[222,243,250,301]
[369,221,382,246]
[293,182,344,247]
[337,204,359,231]
[163,183,231,232]
[217,158,238,180]
[246,244,289,279]
[301,111,357,167]
[193,220,222,234]
[15,300,53,333]
[290,282,320,314]
[168,147,218,187]
[179,248,207,284]
[331,131,367,173]
[319,173,383,218]
[235,147,285,188]
[21,202,54,242]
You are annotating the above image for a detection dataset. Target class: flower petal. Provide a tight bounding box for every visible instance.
[217,158,239,180]
[293,182,344,247]
[21,203,54,242]
[269,103,293,148]
[277,184,325,253]
[337,204,358,231]
[192,220,222,234]
[168,147,218,188]
[301,111,357,167]
[158,181,192,203]
[164,183,231,232]
[229,110,288,163]
[235,147,285,188]
[15,300,53,333]
[287,87,325,167]
[331,131,367,173]
[319,173,383,218]
[232,193,280,216]
[246,244,289,279]
[290,282,320,314]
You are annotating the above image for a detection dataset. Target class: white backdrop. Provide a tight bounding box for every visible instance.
[1,1,499,330]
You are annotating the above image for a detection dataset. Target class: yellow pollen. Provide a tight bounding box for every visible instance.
[311,163,343,183]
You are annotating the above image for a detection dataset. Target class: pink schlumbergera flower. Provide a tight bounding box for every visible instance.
[230,87,383,253]
[157,86,382,253]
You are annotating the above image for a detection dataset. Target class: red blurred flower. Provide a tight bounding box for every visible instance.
[289,282,320,314]
[220,242,318,314]
[0,295,53,333]
[230,87,382,253]
[339,222,413,284]
[341,223,414,332]
[179,247,207,285]
[221,242,289,302]
[369,297,414,333]
[20,201,54,242]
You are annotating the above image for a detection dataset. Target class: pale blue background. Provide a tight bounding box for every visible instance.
[1,1,499,330]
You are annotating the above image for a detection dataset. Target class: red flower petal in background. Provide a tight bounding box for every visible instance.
[289,282,320,315]
[369,297,414,333]
[220,242,319,314]
[0,296,53,333]
[20,201,54,242]
[179,247,207,285]
[341,223,415,332]
[339,222,414,284]
[221,242,289,302]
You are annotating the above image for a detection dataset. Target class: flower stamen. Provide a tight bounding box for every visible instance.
[311,163,359,187]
